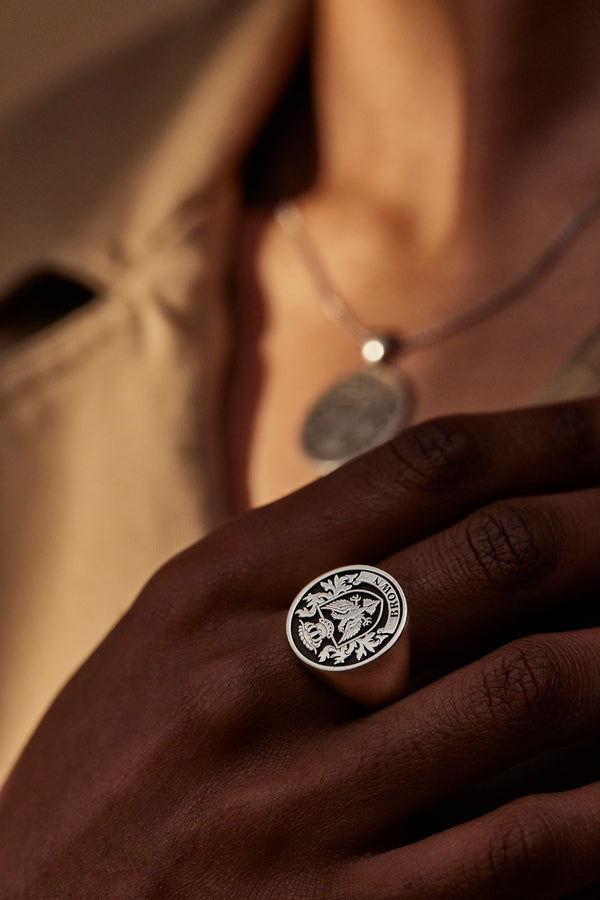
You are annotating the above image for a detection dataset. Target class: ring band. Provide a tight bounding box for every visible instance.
[286,565,408,672]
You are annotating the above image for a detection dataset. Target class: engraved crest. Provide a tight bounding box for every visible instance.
[286,565,408,671]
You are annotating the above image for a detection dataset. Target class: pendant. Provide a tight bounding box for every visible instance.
[301,368,413,468]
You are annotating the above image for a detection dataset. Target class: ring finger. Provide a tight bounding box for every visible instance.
[305,487,600,707]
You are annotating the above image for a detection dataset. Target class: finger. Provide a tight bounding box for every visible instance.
[310,628,600,845]
[188,398,600,611]
[305,487,600,708]
[402,488,600,669]
[344,782,600,900]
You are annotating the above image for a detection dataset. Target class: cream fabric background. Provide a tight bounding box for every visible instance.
[0,0,307,782]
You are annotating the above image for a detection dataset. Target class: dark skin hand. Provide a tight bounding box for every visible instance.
[1,398,600,898]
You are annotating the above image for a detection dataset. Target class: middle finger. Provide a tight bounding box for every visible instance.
[395,486,600,669]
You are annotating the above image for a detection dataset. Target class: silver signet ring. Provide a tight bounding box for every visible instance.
[286,565,410,709]
[286,565,409,706]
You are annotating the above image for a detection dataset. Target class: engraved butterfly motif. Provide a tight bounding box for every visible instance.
[326,594,380,642]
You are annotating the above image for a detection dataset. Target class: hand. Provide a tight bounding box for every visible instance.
[1,399,599,898]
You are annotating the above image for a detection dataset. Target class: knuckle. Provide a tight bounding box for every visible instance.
[386,415,481,494]
[186,634,291,744]
[138,545,235,631]
[485,797,556,887]
[174,653,256,744]
[131,555,193,631]
[202,649,268,712]
[474,637,565,733]
[457,501,559,590]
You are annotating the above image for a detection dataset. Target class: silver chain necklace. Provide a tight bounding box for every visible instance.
[274,196,600,468]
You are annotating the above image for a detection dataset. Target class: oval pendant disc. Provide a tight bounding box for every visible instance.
[301,370,413,467]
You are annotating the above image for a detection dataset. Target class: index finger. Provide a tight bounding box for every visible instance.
[179,397,600,606]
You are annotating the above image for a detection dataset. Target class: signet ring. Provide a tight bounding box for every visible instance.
[286,565,409,708]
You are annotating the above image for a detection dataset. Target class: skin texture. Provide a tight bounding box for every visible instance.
[1,397,599,898]
[233,0,600,507]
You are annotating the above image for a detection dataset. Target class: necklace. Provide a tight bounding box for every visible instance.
[274,196,600,468]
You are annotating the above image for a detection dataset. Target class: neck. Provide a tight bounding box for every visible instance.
[312,0,600,254]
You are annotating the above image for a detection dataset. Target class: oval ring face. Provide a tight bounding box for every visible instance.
[286,565,408,671]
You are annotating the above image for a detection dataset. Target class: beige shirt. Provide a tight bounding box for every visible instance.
[0,0,306,781]
[0,0,598,783]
